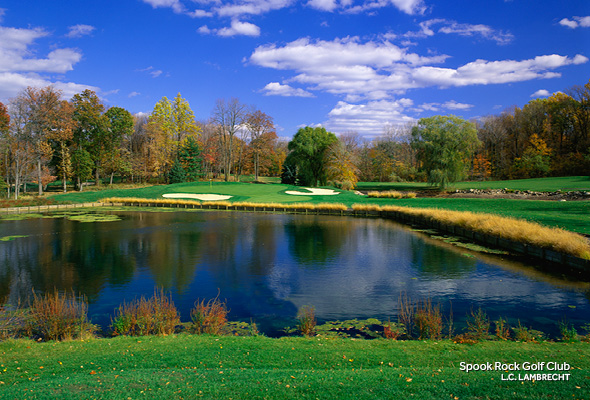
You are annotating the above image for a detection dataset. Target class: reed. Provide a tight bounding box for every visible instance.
[111,289,180,336]
[414,298,443,340]
[28,290,94,341]
[190,295,229,335]
[367,190,417,199]
[296,305,317,336]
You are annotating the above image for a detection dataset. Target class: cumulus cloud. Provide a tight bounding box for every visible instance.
[66,24,96,38]
[531,89,550,98]
[0,26,83,74]
[260,82,314,97]
[250,37,586,101]
[0,72,98,101]
[325,99,416,135]
[142,0,185,13]
[217,19,260,36]
[559,16,590,29]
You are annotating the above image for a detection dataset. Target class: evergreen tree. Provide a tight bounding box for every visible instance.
[178,136,202,181]
[168,158,187,184]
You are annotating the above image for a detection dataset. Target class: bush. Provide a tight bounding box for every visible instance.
[513,321,545,343]
[494,318,510,341]
[383,319,405,340]
[0,304,30,340]
[558,319,578,342]
[465,307,490,341]
[190,295,229,335]
[297,306,317,337]
[111,289,180,336]
[28,290,94,341]
[414,298,443,340]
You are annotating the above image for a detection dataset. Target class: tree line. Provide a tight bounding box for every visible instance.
[282,79,590,189]
[0,88,284,199]
[1,79,588,198]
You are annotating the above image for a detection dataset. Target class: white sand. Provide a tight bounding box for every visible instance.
[285,188,340,196]
[162,193,233,201]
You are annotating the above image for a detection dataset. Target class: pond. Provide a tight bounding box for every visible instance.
[1,209,589,336]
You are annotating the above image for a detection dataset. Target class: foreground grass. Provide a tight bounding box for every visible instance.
[0,336,588,399]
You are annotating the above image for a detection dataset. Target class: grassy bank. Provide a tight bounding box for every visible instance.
[0,335,588,399]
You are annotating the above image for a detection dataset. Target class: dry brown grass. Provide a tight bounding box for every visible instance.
[367,190,417,199]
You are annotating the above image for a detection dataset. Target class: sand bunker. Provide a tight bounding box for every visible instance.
[162,193,233,201]
[285,188,340,196]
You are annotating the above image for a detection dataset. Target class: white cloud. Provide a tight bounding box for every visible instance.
[250,37,586,102]
[0,26,82,73]
[215,0,293,17]
[142,0,185,13]
[66,24,96,38]
[441,100,473,110]
[0,72,98,102]
[325,99,416,135]
[559,16,590,29]
[138,66,164,78]
[260,82,314,97]
[217,19,261,36]
[408,19,513,44]
[0,8,6,23]
[128,91,141,98]
[531,89,550,98]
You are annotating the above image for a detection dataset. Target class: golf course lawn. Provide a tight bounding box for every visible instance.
[0,335,588,400]
[45,177,590,235]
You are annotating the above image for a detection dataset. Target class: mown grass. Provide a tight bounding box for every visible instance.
[357,176,590,192]
[0,335,588,400]
[41,179,590,235]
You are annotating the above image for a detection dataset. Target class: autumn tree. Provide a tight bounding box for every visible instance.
[0,102,9,196]
[246,110,275,181]
[324,140,359,190]
[211,98,248,181]
[104,106,134,184]
[411,115,481,189]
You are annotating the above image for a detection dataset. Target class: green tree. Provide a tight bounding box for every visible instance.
[411,115,481,189]
[70,148,94,191]
[105,106,134,184]
[286,126,338,187]
[178,136,202,181]
[71,89,111,186]
[168,158,187,184]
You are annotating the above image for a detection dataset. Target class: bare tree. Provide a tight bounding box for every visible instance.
[246,110,274,181]
[211,98,248,181]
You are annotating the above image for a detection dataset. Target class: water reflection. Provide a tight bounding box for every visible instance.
[1,210,589,335]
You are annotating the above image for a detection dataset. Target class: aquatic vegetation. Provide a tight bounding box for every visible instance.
[296,305,317,336]
[189,295,229,335]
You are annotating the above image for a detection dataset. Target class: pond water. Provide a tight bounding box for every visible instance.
[1,209,589,336]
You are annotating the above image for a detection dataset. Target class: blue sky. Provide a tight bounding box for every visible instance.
[0,0,588,138]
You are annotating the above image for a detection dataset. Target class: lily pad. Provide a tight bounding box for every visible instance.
[66,213,122,223]
[0,235,29,241]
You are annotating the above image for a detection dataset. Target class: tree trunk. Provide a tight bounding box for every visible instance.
[62,170,67,193]
[95,168,100,187]
[110,172,114,185]
[77,177,83,192]
[37,159,43,195]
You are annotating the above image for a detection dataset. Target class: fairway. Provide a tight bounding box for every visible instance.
[47,179,590,235]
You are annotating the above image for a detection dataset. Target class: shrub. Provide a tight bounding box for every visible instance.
[494,318,510,341]
[397,292,415,338]
[414,298,443,340]
[383,319,405,340]
[0,304,30,340]
[513,321,545,343]
[111,289,180,336]
[28,290,94,341]
[190,295,229,335]
[297,306,317,336]
[465,307,490,341]
[558,319,578,342]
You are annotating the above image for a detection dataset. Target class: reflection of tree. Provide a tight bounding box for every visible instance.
[409,235,477,278]
[284,216,350,266]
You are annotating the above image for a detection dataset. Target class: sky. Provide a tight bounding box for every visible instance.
[0,0,588,139]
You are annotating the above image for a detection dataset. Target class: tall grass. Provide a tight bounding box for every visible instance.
[190,295,229,335]
[111,289,180,336]
[367,190,417,199]
[28,290,94,341]
[297,306,317,336]
[414,298,443,340]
